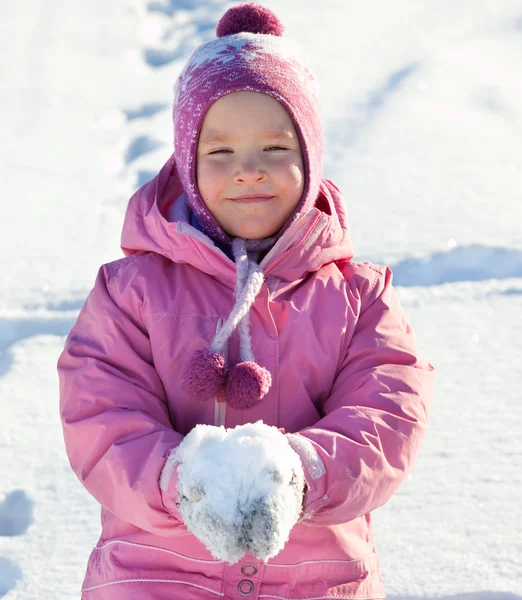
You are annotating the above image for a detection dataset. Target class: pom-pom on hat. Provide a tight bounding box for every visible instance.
[172,2,323,246]
[216,3,285,37]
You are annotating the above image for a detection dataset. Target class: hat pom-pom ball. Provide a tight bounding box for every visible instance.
[216,3,284,37]
[226,361,272,409]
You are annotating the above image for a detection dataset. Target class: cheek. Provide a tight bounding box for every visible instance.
[196,160,228,198]
[290,163,305,187]
[274,159,304,191]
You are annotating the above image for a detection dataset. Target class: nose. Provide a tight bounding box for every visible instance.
[233,156,267,184]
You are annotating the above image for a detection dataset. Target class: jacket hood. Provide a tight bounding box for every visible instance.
[120,154,354,285]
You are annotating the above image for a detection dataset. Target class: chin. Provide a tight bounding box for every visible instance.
[224,219,282,240]
[230,227,278,240]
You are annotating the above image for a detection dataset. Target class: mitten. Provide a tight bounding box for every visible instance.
[234,422,305,561]
[164,424,246,563]
[160,421,304,564]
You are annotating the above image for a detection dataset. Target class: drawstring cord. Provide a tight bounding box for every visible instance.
[182,237,274,409]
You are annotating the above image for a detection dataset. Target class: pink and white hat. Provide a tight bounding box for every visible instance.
[173,2,323,245]
[176,4,324,410]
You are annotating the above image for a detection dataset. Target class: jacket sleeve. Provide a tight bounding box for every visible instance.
[58,264,184,536]
[287,264,435,526]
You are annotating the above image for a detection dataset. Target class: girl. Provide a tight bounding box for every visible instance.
[58,3,435,599]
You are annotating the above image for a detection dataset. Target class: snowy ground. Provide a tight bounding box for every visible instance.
[1,0,521,598]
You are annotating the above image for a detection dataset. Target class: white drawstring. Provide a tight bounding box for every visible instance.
[208,237,272,358]
[183,236,275,408]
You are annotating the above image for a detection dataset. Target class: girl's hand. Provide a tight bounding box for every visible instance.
[171,421,303,563]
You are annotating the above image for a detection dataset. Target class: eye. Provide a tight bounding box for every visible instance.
[265,146,288,152]
[208,149,232,155]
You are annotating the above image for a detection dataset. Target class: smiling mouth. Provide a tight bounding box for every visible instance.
[230,194,275,203]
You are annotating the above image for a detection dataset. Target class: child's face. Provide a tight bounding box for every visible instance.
[196,91,304,240]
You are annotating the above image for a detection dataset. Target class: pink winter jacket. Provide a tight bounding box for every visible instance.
[58,154,435,599]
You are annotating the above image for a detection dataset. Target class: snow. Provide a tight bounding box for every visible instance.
[164,421,304,563]
[1,0,521,597]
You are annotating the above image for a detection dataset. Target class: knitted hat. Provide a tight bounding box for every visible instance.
[176,3,323,410]
[172,2,323,246]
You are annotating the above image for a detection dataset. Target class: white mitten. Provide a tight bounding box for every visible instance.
[237,423,305,561]
[163,421,304,564]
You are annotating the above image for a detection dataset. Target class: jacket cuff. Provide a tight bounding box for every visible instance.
[159,448,183,521]
[285,433,328,522]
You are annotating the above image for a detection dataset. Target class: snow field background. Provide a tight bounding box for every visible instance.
[0,0,521,597]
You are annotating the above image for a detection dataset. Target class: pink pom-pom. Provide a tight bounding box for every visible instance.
[216,3,284,38]
[182,349,227,402]
[226,361,272,409]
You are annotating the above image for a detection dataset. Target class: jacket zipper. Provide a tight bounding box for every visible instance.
[262,213,323,276]
[214,317,227,427]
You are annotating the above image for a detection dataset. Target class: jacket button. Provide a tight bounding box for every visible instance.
[237,579,255,596]
[241,564,258,576]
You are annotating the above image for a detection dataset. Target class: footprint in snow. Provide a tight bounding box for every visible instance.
[147,0,205,14]
[124,102,168,121]
[0,492,33,596]
[325,62,418,150]
[142,0,220,68]
[0,490,34,537]
[0,557,23,598]
[124,135,165,165]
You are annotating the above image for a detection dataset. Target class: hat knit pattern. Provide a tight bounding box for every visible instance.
[178,4,323,410]
[172,2,323,246]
